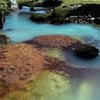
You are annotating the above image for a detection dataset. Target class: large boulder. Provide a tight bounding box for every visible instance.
[30,13,49,23]
[74,44,99,59]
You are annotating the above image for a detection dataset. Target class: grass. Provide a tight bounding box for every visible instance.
[17,0,100,5]
[62,0,100,5]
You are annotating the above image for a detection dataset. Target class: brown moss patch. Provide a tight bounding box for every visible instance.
[0,43,46,88]
[25,35,81,48]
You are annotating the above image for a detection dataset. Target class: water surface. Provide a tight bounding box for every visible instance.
[3,12,100,45]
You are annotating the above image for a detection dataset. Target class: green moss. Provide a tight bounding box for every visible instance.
[3,71,71,100]
[62,0,100,5]
[50,6,70,24]
[30,13,49,23]
[44,48,65,60]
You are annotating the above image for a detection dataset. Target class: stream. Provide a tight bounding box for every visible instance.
[1,1,100,99]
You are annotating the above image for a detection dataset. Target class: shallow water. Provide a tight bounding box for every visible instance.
[3,12,100,44]
[3,70,100,100]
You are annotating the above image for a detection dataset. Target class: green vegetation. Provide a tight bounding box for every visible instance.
[30,13,49,23]
[18,0,44,9]
[3,71,70,100]
[0,0,11,29]
[62,0,100,5]
[0,0,11,13]
[17,0,100,5]
[44,48,65,60]
[50,6,70,24]
[30,6,70,24]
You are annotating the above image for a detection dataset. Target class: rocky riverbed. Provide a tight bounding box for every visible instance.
[0,35,99,99]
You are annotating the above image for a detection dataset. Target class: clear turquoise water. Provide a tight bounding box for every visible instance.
[3,12,100,45]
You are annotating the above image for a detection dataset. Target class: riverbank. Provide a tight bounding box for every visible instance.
[29,4,100,25]
[0,0,11,29]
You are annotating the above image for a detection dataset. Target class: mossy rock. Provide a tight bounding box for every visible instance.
[74,44,99,59]
[30,13,49,23]
[0,34,11,44]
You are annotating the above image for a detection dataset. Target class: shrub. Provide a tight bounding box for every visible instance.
[30,13,49,23]
[49,6,70,24]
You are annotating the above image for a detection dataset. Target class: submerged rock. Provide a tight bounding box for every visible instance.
[74,44,99,59]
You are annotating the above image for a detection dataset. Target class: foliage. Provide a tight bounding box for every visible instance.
[18,0,44,8]
[30,13,49,22]
[49,6,70,24]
